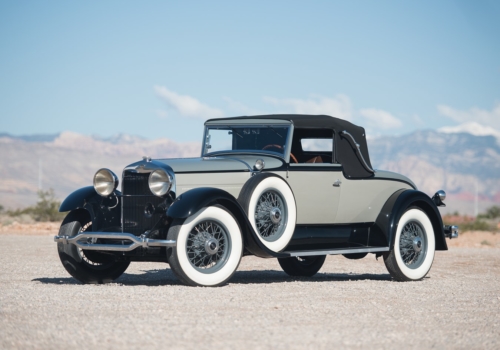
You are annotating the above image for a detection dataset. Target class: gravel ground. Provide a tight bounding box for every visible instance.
[1,234,499,349]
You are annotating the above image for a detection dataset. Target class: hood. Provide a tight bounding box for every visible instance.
[125,155,284,174]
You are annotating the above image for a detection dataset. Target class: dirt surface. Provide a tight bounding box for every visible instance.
[1,234,499,349]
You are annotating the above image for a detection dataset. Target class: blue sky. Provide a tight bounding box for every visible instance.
[1,0,499,142]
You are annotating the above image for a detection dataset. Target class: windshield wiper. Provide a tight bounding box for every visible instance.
[229,129,243,138]
[266,126,283,138]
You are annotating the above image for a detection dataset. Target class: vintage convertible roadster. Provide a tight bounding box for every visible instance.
[55,114,458,286]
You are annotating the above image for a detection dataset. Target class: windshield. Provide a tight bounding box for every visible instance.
[203,125,291,157]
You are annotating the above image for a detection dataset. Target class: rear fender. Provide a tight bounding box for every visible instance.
[373,189,448,251]
[167,187,287,258]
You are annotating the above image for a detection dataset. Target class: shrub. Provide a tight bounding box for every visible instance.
[459,219,493,232]
[30,189,65,222]
[7,189,64,222]
[478,206,500,220]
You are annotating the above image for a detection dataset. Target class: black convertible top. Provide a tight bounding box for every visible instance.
[206,114,374,178]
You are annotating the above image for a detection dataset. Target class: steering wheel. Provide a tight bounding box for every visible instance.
[262,144,298,163]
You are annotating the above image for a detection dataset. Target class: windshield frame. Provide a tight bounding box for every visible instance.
[202,122,294,162]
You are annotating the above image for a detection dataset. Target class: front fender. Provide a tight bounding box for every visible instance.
[59,186,97,212]
[167,187,287,258]
[373,189,448,251]
[59,186,122,231]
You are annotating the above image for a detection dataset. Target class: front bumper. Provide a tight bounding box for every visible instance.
[444,225,459,239]
[54,232,176,252]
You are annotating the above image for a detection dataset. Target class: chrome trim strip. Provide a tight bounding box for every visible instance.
[54,232,176,251]
[286,246,389,257]
[340,130,375,174]
[212,156,253,172]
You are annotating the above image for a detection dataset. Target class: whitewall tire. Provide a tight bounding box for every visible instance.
[384,208,435,281]
[167,206,243,287]
[239,175,297,252]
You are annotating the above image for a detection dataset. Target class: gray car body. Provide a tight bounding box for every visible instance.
[158,156,415,225]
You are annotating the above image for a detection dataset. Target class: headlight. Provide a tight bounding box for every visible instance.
[148,169,174,197]
[93,168,119,197]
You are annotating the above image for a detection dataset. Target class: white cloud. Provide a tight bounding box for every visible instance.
[412,114,425,127]
[154,109,168,119]
[154,86,224,119]
[438,122,500,140]
[222,96,262,115]
[359,108,403,129]
[437,103,500,130]
[263,94,353,121]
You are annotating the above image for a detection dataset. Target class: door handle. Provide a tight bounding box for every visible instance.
[333,179,342,187]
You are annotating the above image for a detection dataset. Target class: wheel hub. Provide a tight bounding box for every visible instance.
[270,207,282,224]
[204,237,219,255]
[412,237,423,253]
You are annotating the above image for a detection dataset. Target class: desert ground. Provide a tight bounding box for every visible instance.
[0,224,499,349]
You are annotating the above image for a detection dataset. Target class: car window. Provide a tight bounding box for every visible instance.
[301,138,333,152]
[204,125,291,157]
[290,128,335,164]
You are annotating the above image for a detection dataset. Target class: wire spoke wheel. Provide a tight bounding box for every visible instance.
[399,220,427,269]
[186,220,230,273]
[167,206,243,286]
[255,190,288,242]
[384,208,435,281]
[76,222,104,266]
[57,211,129,284]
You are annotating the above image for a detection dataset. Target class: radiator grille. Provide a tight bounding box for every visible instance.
[122,173,151,196]
[122,172,163,236]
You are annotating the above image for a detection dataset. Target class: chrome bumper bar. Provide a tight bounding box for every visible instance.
[444,225,459,239]
[54,232,176,252]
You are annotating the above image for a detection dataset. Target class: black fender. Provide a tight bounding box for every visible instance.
[167,187,287,258]
[60,186,97,212]
[373,189,448,251]
[59,186,122,231]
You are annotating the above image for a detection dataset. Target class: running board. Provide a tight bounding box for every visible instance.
[283,247,389,257]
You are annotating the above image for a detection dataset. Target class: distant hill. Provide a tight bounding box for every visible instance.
[368,130,500,215]
[1,128,498,215]
[0,132,200,209]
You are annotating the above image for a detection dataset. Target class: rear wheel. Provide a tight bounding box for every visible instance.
[57,211,130,284]
[343,253,368,260]
[278,255,326,277]
[384,208,435,281]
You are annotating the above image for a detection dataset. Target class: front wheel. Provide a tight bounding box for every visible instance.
[57,211,130,284]
[278,255,326,277]
[384,208,435,281]
[167,206,243,287]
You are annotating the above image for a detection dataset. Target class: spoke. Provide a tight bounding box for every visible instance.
[186,220,229,270]
[400,221,427,267]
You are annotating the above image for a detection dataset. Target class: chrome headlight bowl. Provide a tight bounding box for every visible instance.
[93,168,119,197]
[148,169,174,197]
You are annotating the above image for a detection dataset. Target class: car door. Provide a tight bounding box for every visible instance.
[286,163,342,224]
[285,133,341,224]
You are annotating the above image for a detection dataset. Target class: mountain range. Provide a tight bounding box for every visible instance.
[1,126,499,216]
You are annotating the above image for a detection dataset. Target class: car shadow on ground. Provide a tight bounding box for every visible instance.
[33,268,392,286]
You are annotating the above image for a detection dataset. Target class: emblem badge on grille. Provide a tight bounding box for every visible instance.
[144,203,155,218]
